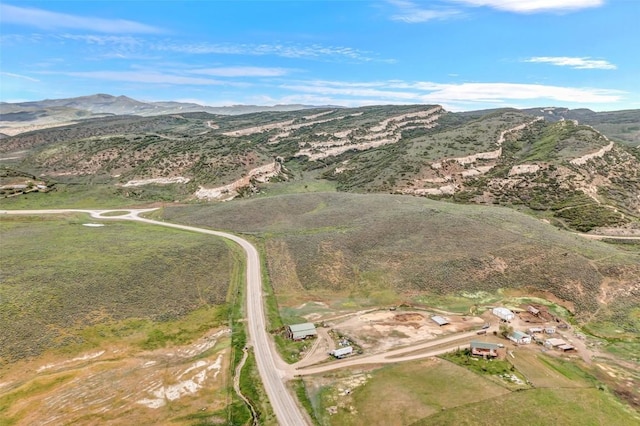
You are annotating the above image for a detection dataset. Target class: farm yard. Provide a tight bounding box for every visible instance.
[330,310,484,353]
[275,292,639,425]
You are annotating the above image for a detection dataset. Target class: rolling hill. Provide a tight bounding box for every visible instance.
[2,101,638,234]
[159,192,640,342]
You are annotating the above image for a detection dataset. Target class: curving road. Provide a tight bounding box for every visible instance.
[0,208,310,426]
[4,208,636,424]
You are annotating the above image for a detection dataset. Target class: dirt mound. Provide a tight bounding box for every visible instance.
[394,313,424,322]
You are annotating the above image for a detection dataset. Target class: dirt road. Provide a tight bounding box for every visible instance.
[0,208,310,426]
[290,329,486,377]
[4,208,633,423]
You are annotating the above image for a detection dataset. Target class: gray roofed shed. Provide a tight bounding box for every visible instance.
[287,322,317,340]
[431,315,449,326]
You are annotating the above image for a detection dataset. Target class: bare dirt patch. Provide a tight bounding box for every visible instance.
[394,313,424,322]
[332,310,484,354]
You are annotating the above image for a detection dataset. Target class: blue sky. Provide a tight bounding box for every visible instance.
[1,0,638,111]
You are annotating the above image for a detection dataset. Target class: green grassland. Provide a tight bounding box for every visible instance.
[509,120,609,162]
[308,360,510,425]
[301,353,638,426]
[0,213,234,364]
[0,181,145,208]
[415,387,637,426]
[442,349,527,387]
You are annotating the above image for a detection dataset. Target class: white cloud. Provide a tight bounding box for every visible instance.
[58,34,143,46]
[388,0,460,23]
[0,4,162,33]
[258,94,408,108]
[281,83,420,100]
[448,0,603,13]
[46,71,225,86]
[419,82,620,103]
[156,42,392,62]
[525,56,616,70]
[280,80,623,107]
[387,0,602,22]
[3,30,392,63]
[189,67,292,77]
[0,72,40,82]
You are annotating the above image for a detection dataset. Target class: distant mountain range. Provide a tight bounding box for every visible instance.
[0,94,324,136]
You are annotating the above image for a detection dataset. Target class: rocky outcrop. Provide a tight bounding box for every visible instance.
[508,164,541,176]
[296,107,442,160]
[121,177,191,187]
[570,141,614,165]
[195,161,283,201]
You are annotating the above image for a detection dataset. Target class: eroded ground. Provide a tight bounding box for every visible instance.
[0,329,231,425]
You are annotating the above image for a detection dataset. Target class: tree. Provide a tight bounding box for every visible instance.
[499,323,513,338]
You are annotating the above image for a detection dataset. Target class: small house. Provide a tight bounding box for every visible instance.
[286,323,317,341]
[508,330,532,344]
[492,307,515,322]
[528,327,543,334]
[330,346,353,359]
[470,341,500,358]
[544,327,556,334]
[431,315,449,326]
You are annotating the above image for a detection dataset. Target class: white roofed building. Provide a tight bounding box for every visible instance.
[492,307,515,321]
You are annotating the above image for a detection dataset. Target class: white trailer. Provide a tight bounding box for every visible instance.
[330,346,353,359]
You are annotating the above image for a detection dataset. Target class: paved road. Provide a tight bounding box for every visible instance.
[0,208,310,426]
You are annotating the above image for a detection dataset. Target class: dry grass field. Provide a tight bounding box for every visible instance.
[0,214,233,363]
[161,192,639,419]
[0,213,246,425]
[161,192,640,338]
